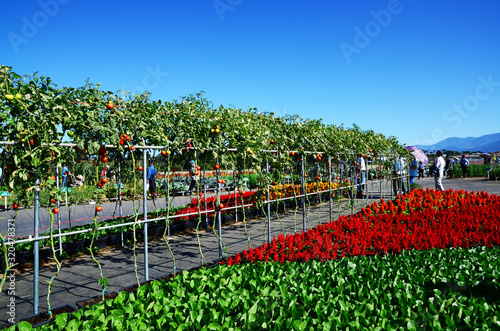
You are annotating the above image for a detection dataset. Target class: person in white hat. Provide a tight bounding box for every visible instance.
[75,175,84,187]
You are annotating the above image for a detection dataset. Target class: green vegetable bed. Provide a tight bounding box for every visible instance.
[17,246,500,330]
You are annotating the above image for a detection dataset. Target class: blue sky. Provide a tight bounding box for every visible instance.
[2,0,500,147]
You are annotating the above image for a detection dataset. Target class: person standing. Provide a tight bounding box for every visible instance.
[434,150,445,191]
[409,158,418,187]
[356,155,366,198]
[188,160,198,195]
[313,162,320,177]
[444,156,451,177]
[61,163,70,187]
[392,157,406,195]
[147,160,157,199]
[418,161,424,179]
[459,154,469,179]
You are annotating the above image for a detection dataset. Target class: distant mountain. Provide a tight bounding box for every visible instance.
[414,132,500,153]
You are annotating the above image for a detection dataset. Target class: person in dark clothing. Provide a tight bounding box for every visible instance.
[444,156,451,177]
[418,161,424,179]
[147,160,157,199]
[459,154,469,179]
[188,160,198,195]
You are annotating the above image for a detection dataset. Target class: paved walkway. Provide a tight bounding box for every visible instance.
[0,177,498,327]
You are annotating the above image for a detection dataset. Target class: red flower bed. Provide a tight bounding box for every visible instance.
[225,188,500,266]
[174,191,256,220]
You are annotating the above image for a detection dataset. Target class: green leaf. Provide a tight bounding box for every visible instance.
[17,321,32,331]
[406,319,418,330]
[55,313,70,329]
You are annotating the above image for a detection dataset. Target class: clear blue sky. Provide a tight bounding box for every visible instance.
[2,0,500,147]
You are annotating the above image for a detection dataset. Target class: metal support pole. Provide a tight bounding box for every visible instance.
[164,153,170,237]
[56,167,62,253]
[33,183,40,315]
[142,149,149,281]
[379,166,383,201]
[266,161,271,243]
[216,157,223,259]
[118,159,123,246]
[301,157,306,232]
[328,155,332,221]
[203,159,208,229]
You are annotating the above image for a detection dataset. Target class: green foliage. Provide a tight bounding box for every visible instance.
[449,163,500,179]
[34,246,500,330]
[1,66,406,198]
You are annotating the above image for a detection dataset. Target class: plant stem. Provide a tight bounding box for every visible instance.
[162,154,176,275]
[46,211,62,319]
[88,214,108,300]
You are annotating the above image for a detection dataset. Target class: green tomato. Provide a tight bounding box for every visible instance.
[68,130,75,137]
[118,111,123,116]
[15,93,22,99]
[5,94,14,100]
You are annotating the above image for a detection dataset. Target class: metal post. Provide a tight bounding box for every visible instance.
[118,159,123,246]
[33,182,40,315]
[56,167,62,253]
[328,155,332,221]
[379,161,383,200]
[164,152,170,237]
[203,159,208,229]
[216,157,223,259]
[142,149,149,281]
[266,161,271,243]
[301,157,306,232]
[233,170,238,222]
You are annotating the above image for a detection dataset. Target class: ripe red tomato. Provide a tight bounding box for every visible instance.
[214,164,220,170]
[199,192,203,197]
[219,204,224,209]
[102,157,108,163]
[290,152,295,156]
[138,166,143,171]
[97,182,103,188]
[273,181,277,185]
[96,206,102,212]
[161,150,167,156]
[99,146,106,155]
[270,139,275,144]
[29,139,34,145]
[107,103,114,110]
[51,198,55,203]
[119,140,124,145]
[101,178,108,184]
[130,146,135,151]
[336,176,340,180]
[52,208,59,214]
[316,176,321,181]
[196,166,201,171]
[13,203,18,209]
[50,175,56,181]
